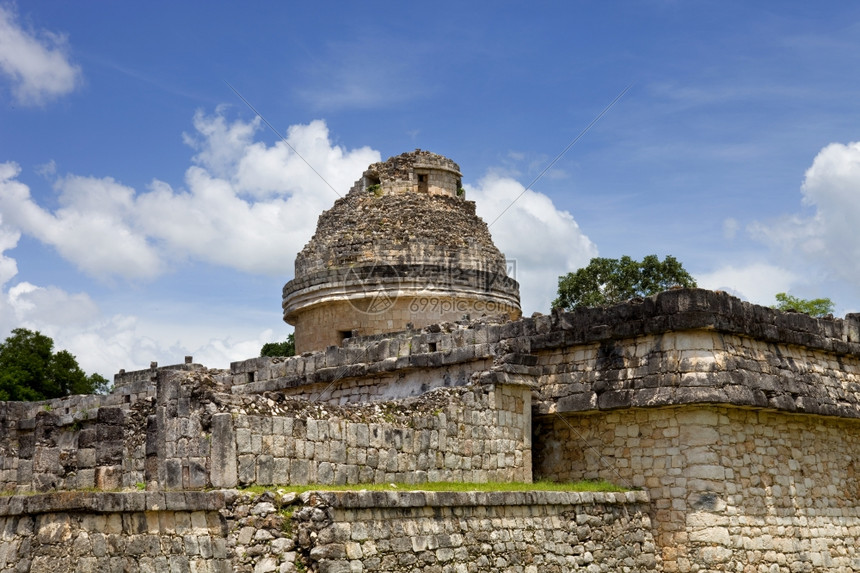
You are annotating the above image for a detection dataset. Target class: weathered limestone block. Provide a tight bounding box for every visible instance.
[535,405,860,572]
[210,413,237,488]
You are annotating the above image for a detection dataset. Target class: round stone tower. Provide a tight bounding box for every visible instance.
[282,150,521,353]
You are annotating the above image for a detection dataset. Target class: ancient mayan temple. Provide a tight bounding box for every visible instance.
[282,150,521,353]
[2,151,860,572]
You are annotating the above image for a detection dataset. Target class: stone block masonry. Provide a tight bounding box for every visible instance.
[534,406,860,572]
[0,489,658,573]
[0,395,154,493]
[3,288,860,570]
[294,489,657,573]
[0,491,231,573]
[156,370,533,490]
[283,150,520,353]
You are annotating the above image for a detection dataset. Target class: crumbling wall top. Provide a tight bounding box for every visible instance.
[360,149,462,188]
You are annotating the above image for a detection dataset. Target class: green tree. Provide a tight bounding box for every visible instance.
[260,333,296,357]
[773,293,834,318]
[0,328,109,402]
[553,255,697,311]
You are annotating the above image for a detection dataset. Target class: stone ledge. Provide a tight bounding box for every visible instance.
[0,490,226,516]
[0,488,646,517]
[234,289,860,395]
[547,289,860,356]
[298,489,649,509]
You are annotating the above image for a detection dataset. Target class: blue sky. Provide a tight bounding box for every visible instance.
[1,1,860,378]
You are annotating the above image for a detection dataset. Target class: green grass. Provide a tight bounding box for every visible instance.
[241,479,626,495]
[1,480,626,498]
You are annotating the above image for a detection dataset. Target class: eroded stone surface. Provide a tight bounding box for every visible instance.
[282,150,520,352]
[535,405,860,572]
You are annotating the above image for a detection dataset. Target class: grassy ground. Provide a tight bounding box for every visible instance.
[241,479,627,495]
[2,480,627,497]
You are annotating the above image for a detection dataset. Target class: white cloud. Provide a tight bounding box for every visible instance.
[0,4,82,105]
[750,141,860,285]
[0,112,378,378]
[183,107,260,180]
[697,262,797,306]
[0,163,163,280]
[722,218,739,240]
[0,115,380,281]
[469,174,598,314]
[0,215,19,288]
[0,211,119,377]
[136,115,379,275]
[0,247,283,377]
[191,329,280,369]
[6,281,99,328]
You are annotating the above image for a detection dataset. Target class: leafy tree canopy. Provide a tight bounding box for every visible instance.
[553,255,697,311]
[773,293,834,318]
[0,328,110,402]
[260,333,296,358]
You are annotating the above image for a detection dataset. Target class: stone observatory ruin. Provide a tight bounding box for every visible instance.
[2,150,860,572]
[282,150,521,353]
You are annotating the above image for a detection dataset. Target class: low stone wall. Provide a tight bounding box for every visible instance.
[0,491,230,573]
[537,328,860,418]
[228,325,502,402]
[156,370,533,490]
[1,364,533,493]
[112,360,203,390]
[534,405,860,572]
[0,489,657,573]
[294,489,657,572]
[0,398,153,493]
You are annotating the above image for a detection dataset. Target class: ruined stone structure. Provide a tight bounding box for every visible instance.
[282,150,521,353]
[2,151,860,572]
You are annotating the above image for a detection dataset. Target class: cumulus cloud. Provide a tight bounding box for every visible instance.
[0,209,116,376]
[0,112,378,376]
[0,4,82,105]
[0,163,162,279]
[469,174,598,313]
[0,114,380,281]
[750,141,860,285]
[183,108,260,180]
[0,217,19,288]
[136,116,379,275]
[696,263,797,306]
[5,281,99,329]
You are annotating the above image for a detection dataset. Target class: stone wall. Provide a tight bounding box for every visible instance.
[0,491,230,573]
[534,406,860,572]
[227,318,527,402]
[0,489,657,573]
[112,359,203,390]
[0,392,153,493]
[0,344,534,494]
[155,369,533,489]
[4,288,860,570]
[293,490,657,573]
[536,328,860,418]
